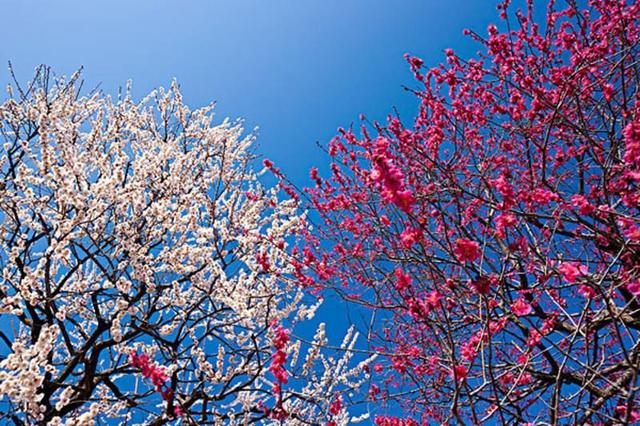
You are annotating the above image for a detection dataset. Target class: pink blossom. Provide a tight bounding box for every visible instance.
[495,213,517,237]
[451,364,467,382]
[375,416,419,426]
[616,404,640,423]
[622,223,640,242]
[527,329,542,347]
[578,285,596,299]
[517,373,533,386]
[454,238,481,262]
[329,394,342,415]
[130,352,182,417]
[130,352,169,391]
[470,276,491,295]
[627,281,640,297]
[270,325,290,385]
[268,325,291,420]
[492,174,515,206]
[425,290,442,308]
[529,188,559,206]
[394,268,412,293]
[558,262,588,283]
[510,298,532,316]
[404,54,424,69]
[370,138,416,213]
[623,120,640,168]
[602,83,615,101]
[460,332,482,362]
[571,194,594,215]
[400,227,421,248]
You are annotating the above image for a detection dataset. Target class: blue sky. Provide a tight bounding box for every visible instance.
[0,0,502,184]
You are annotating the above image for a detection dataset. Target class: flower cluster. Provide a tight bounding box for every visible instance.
[374,415,419,426]
[453,238,481,263]
[268,324,290,420]
[130,352,182,416]
[369,137,415,213]
[269,325,290,388]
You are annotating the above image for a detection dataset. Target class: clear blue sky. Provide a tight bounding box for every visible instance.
[0,0,505,184]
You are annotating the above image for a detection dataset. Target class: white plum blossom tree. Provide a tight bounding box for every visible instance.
[0,67,372,426]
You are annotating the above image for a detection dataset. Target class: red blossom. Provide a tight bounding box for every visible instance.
[453,238,481,262]
[558,262,588,283]
[268,324,290,420]
[394,268,412,293]
[375,416,419,426]
[130,351,182,417]
[329,394,342,415]
[510,298,532,316]
[615,404,640,423]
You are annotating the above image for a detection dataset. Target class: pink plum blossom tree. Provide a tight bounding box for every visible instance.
[301,0,640,424]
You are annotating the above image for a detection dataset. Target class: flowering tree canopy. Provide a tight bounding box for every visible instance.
[0,68,373,425]
[303,0,640,424]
